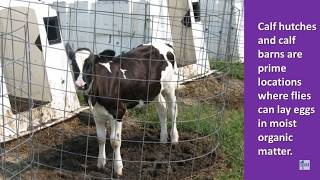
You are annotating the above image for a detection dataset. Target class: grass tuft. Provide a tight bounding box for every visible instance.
[210,60,244,80]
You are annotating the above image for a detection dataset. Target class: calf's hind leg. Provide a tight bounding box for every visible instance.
[163,89,179,143]
[155,94,168,143]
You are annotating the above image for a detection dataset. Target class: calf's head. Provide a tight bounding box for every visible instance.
[65,44,94,90]
[65,43,116,90]
[75,49,95,89]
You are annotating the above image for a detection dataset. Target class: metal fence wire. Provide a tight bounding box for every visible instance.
[0,0,243,179]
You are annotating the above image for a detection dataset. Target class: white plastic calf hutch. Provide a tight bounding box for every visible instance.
[46,0,212,80]
[0,1,81,142]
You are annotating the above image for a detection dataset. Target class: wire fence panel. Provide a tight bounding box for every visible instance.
[0,0,243,179]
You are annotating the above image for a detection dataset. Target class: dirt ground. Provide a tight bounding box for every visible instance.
[2,75,243,179]
[178,75,244,109]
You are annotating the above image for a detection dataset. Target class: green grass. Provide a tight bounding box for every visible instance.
[129,102,219,135]
[210,60,244,80]
[77,91,86,105]
[215,109,244,180]
[177,103,220,135]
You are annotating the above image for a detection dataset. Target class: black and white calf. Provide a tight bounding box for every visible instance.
[66,42,179,176]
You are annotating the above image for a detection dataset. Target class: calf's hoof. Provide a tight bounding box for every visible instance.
[160,133,168,143]
[170,130,179,144]
[114,169,123,178]
[114,162,123,177]
[97,159,106,169]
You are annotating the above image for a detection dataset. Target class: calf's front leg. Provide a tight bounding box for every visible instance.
[92,110,107,169]
[110,118,123,176]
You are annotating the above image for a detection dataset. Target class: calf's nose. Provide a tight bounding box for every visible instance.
[75,79,86,88]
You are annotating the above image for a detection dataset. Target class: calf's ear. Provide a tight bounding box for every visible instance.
[99,49,115,60]
[94,55,100,64]
[65,43,75,60]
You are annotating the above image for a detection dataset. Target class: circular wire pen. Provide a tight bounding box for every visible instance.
[0,0,243,179]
